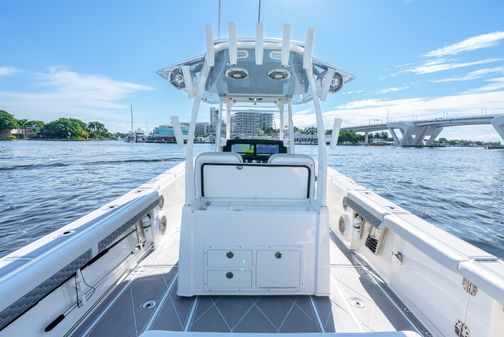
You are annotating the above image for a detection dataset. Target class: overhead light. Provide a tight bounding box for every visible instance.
[328,72,343,93]
[169,67,185,89]
[267,68,291,80]
[225,67,249,79]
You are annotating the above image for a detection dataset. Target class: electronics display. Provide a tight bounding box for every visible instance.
[256,144,280,156]
[231,143,254,154]
[223,139,287,162]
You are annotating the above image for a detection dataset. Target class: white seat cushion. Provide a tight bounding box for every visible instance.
[194,152,243,199]
[268,154,315,198]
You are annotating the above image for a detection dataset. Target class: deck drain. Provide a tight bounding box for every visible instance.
[142,300,157,310]
[349,297,365,308]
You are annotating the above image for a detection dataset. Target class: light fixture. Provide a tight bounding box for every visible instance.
[225,67,249,79]
[267,68,291,80]
[169,67,185,89]
[328,72,343,93]
[140,214,152,228]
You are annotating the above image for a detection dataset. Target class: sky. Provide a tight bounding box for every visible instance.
[1,0,504,141]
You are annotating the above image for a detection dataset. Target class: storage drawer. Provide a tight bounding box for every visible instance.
[207,270,252,289]
[257,250,301,288]
[207,249,253,268]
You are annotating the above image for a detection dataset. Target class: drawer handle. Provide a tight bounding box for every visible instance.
[275,251,282,259]
[226,272,234,279]
[226,251,234,259]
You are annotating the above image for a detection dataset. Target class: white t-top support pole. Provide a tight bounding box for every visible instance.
[330,118,342,150]
[288,100,295,153]
[185,63,210,205]
[278,101,285,141]
[185,26,213,205]
[255,22,264,65]
[281,23,291,66]
[228,22,237,65]
[226,99,233,139]
[304,28,327,206]
[215,99,223,151]
[181,65,194,99]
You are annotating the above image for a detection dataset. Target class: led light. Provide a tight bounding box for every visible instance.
[169,67,185,89]
[328,72,344,93]
[140,214,152,227]
[225,67,249,79]
[267,68,291,80]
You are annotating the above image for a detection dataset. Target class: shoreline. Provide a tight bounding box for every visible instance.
[1,138,499,148]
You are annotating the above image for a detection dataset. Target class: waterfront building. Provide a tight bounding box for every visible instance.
[210,107,219,132]
[231,110,273,137]
[10,127,39,139]
[195,122,209,137]
[151,124,188,141]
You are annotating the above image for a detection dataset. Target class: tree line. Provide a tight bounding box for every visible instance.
[0,110,123,140]
[264,125,392,144]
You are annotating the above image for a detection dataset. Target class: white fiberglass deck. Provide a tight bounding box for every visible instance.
[71,228,425,337]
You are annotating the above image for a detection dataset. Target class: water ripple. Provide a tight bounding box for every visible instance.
[1,141,503,259]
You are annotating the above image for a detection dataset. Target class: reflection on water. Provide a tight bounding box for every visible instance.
[1,141,503,258]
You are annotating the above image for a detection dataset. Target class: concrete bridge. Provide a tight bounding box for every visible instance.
[341,115,504,146]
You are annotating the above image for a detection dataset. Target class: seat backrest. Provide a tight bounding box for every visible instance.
[194,152,243,199]
[268,154,316,198]
[195,152,314,201]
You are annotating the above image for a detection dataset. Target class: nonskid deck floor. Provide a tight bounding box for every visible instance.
[71,229,425,337]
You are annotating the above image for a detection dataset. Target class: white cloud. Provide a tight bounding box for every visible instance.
[426,31,504,57]
[337,97,422,110]
[404,58,502,74]
[432,66,504,82]
[375,86,409,94]
[0,67,154,129]
[0,66,17,76]
[461,77,504,94]
[342,90,365,95]
[293,90,504,141]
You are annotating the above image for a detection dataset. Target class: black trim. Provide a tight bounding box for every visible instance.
[222,139,287,163]
[200,163,312,199]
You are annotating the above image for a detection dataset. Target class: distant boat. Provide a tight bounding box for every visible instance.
[370,139,392,146]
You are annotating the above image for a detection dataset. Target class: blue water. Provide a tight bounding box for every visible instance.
[1,140,503,258]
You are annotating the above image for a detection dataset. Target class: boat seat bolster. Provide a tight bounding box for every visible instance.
[195,152,314,201]
[194,152,243,199]
[268,153,316,198]
[195,152,244,166]
[267,153,315,167]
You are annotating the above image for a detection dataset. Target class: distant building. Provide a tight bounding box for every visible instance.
[209,107,226,142]
[259,113,273,131]
[195,122,209,137]
[11,127,39,139]
[152,124,188,141]
[210,107,219,132]
[231,111,274,137]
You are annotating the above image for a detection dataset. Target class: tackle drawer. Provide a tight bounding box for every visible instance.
[207,249,253,268]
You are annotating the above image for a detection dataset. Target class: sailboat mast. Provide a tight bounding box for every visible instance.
[130,104,134,133]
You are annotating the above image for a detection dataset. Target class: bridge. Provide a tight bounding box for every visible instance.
[341,115,504,146]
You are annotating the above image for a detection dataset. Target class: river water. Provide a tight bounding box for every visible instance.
[1,140,503,258]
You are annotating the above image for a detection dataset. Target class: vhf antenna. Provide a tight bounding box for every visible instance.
[258,0,262,22]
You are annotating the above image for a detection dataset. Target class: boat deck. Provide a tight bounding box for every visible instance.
[71,228,425,337]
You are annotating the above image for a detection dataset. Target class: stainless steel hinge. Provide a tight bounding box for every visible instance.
[455,319,469,337]
[462,278,478,296]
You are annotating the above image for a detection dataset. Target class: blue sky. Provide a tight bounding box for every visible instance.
[1,0,504,140]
